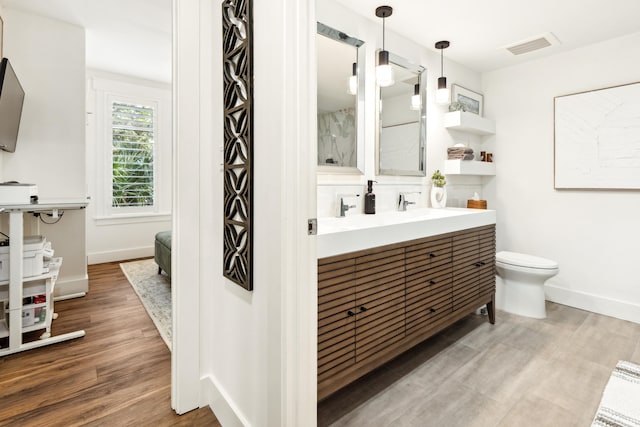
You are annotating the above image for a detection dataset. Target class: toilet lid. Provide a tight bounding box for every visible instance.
[496,251,558,269]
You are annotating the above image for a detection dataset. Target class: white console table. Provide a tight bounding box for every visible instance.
[0,199,88,356]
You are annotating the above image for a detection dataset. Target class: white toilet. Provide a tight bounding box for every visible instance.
[495,251,559,319]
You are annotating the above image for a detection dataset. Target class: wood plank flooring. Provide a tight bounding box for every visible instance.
[0,261,220,427]
[5,261,637,426]
[318,302,640,427]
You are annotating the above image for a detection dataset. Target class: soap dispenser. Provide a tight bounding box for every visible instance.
[364,180,376,214]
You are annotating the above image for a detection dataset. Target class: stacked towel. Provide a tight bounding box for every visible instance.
[447,146,474,160]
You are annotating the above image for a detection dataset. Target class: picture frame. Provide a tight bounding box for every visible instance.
[451,84,484,116]
[554,81,640,190]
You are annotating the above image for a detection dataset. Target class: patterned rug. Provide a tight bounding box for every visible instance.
[120,258,172,350]
[592,360,640,426]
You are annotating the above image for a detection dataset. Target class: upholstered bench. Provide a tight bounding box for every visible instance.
[154,231,172,277]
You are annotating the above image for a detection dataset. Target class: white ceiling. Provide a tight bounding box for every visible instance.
[0,0,172,83]
[334,0,640,72]
[3,0,640,80]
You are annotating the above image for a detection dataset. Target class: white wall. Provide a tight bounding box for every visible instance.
[482,32,640,323]
[85,69,172,264]
[174,0,316,424]
[1,8,87,295]
[316,0,489,219]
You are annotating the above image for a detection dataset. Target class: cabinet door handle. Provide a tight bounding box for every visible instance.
[429,308,436,313]
[429,280,436,285]
[359,306,367,312]
[474,262,483,267]
[429,253,436,258]
[347,310,355,317]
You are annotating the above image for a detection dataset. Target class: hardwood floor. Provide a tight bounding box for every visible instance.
[0,261,220,427]
[318,302,640,427]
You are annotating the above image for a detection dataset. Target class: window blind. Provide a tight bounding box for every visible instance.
[111,102,155,208]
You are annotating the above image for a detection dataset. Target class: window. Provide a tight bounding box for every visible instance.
[111,102,155,208]
[89,75,171,223]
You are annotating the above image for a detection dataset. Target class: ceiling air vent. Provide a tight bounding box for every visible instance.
[504,32,560,55]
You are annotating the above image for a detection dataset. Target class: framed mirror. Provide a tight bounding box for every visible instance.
[376,52,426,176]
[316,22,365,174]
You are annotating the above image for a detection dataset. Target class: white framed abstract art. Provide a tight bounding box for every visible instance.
[554,82,640,189]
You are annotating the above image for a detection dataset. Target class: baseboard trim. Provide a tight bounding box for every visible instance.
[200,375,249,427]
[545,284,640,324]
[88,246,154,265]
[54,275,89,298]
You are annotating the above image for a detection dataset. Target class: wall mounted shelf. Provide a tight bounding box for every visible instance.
[444,111,495,136]
[444,160,495,176]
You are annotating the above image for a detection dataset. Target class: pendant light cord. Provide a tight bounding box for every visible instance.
[382,16,386,50]
[440,47,443,77]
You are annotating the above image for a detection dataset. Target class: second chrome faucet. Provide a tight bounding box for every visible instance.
[337,194,359,217]
[398,192,420,211]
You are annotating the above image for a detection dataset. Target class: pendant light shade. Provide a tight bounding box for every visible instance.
[348,62,358,95]
[410,83,421,110]
[435,40,450,104]
[375,6,394,87]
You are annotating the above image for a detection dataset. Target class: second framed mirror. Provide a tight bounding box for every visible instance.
[376,52,426,176]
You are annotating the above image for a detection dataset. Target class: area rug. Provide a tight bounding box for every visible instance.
[120,258,172,350]
[592,360,640,426]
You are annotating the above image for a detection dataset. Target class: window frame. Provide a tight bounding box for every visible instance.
[90,76,171,224]
[109,97,159,213]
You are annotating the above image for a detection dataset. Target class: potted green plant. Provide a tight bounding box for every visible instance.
[430,169,447,208]
[431,170,446,187]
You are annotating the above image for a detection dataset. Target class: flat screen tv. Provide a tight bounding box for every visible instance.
[0,58,25,153]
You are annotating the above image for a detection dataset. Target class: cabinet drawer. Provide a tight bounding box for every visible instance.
[405,242,452,272]
[406,268,452,296]
[406,293,452,336]
[406,274,452,308]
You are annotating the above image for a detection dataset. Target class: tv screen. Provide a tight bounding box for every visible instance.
[0,58,25,153]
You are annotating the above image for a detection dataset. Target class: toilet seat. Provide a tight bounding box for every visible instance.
[496,251,558,270]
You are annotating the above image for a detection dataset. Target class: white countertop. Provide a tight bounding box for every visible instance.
[318,207,496,258]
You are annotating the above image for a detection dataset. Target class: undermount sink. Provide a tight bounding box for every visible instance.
[317,207,496,258]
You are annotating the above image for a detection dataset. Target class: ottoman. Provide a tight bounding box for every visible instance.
[154,231,172,277]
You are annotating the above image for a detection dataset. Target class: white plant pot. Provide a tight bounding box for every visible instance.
[430,186,447,208]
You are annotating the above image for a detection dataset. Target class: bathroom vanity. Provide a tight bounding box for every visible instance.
[317,208,496,400]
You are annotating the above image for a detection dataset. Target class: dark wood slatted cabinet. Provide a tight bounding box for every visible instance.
[318,224,496,400]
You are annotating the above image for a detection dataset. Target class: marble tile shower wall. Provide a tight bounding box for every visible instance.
[317,183,484,218]
[317,108,357,167]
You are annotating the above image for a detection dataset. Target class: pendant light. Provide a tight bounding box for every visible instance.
[375,6,394,87]
[435,40,450,104]
[410,83,421,110]
[347,62,358,95]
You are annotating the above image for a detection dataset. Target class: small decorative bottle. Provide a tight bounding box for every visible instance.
[364,180,376,214]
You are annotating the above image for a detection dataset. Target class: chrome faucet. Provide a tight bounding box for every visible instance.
[398,192,420,211]
[337,194,359,217]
